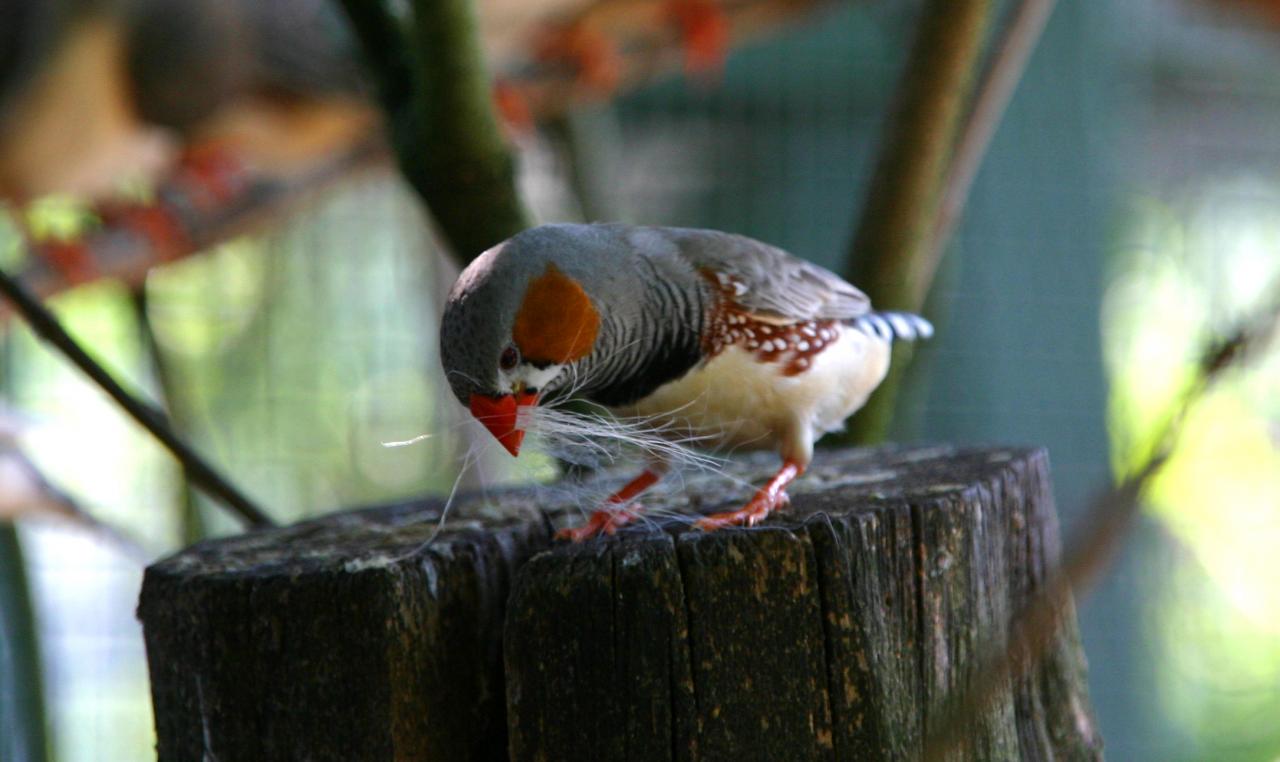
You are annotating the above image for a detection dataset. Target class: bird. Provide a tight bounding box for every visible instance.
[439,223,932,541]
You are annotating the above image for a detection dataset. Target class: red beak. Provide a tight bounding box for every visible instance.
[468,390,538,456]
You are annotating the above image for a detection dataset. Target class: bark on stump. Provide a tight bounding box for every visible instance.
[138,445,1103,761]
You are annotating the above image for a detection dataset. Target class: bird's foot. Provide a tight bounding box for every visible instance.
[555,506,642,542]
[554,467,663,541]
[694,491,789,531]
[694,459,804,532]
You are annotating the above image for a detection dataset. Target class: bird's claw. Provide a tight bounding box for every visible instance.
[555,506,641,542]
[694,491,789,532]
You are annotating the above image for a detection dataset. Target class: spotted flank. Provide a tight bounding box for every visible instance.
[702,267,932,378]
[850,312,933,343]
[711,314,842,377]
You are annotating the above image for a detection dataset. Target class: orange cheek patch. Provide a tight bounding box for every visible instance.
[513,264,601,364]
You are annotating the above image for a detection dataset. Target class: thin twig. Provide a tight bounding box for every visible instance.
[132,288,205,544]
[3,445,150,561]
[0,268,274,528]
[927,0,1057,274]
[922,278,1280,761]
[545,109,628,224]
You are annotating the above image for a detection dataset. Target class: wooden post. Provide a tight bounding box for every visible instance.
[138,446,1103,761]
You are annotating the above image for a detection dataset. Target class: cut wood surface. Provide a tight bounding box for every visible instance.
[138,445,1103,761]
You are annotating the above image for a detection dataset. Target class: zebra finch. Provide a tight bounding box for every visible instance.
[439,223,931,540]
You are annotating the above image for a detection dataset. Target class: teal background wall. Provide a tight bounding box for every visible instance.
[4,2,1279,759]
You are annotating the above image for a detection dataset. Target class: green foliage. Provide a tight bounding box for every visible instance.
[1106,184,1280,762]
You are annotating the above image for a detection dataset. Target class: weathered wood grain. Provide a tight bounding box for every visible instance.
[138,445,1103,761]
[505,446,1103,761]
[139,501,550,761]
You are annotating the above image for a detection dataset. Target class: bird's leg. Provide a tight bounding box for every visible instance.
[555,467,665,542]
[695,459,805,531]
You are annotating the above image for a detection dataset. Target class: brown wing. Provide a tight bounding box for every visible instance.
[658,227,871,321]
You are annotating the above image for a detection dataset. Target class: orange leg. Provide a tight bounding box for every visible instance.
[555,468,663,542]
[695,459,804,531]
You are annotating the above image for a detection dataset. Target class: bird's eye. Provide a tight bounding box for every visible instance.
[499,345,520,371]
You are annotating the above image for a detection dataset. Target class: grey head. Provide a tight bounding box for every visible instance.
[439,223,671,407]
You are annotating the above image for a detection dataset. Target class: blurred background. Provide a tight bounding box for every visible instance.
[0,0,1278,759]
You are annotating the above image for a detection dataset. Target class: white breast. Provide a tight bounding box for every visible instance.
[612,325,890,465]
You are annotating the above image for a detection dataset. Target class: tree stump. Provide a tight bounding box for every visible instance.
[138,445,1103,761]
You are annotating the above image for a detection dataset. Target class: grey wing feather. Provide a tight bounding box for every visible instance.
[656,227,871,321]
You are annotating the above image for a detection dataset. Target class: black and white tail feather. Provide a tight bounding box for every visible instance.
[850,311,934,343]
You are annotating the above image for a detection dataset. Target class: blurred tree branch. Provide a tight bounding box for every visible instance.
[0,524,50,762]
[846,0,993,312]
[923,275,1280,761]
[0,328,50,762]
[333,2,414,114]
[929,0,1057,270]
[838,0,993,444]
[336,0,532,264]
[0,265,274,528]
[841,0,1057,444]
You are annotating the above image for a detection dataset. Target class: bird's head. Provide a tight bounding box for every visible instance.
[440,226,606,456]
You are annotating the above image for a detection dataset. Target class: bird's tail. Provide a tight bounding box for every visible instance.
[850,311,934,342]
